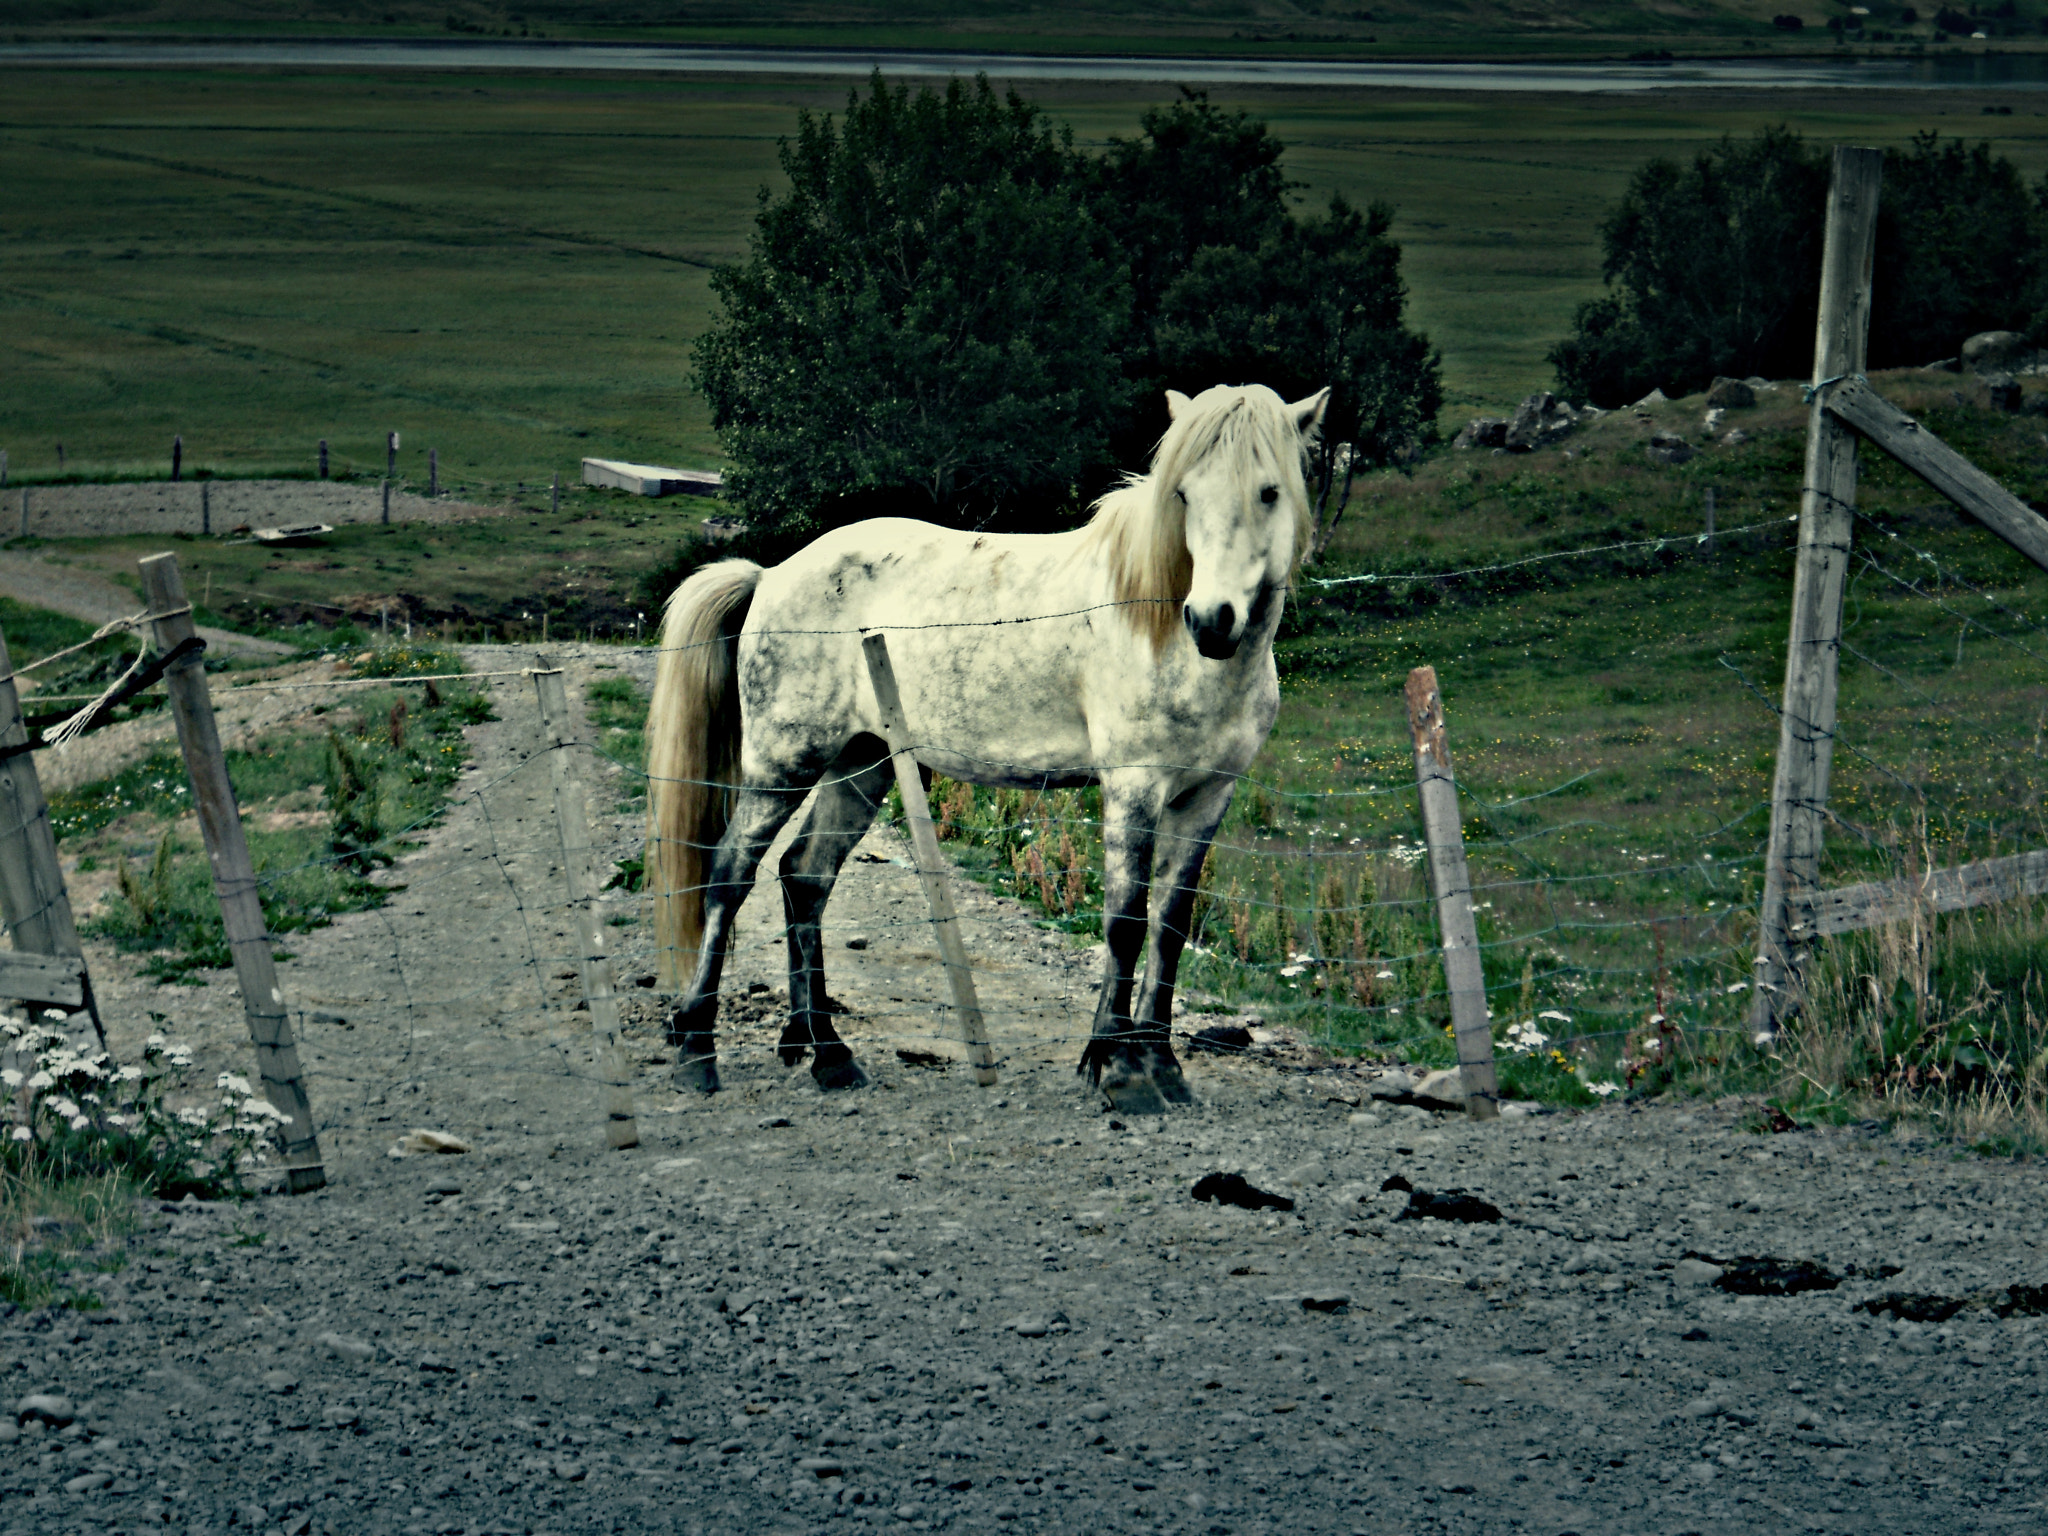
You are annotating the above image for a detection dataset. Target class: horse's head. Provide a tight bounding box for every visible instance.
[1162,383,1329,660]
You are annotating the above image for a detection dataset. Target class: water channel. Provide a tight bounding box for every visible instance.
[2,38,2047,92]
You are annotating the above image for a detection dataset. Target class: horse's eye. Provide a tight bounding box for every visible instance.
[1259,485,1280,505]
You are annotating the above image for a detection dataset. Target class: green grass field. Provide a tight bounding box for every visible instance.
[5,58,2048,1131]
[5,69,2048,487]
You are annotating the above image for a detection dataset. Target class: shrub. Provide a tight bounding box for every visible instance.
[694,73,1132,545]
[2,1020,283,1198]
[1550,127,2048,406]
[697,77,1439,545]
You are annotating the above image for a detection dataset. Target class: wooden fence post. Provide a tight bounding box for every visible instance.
[381,479,391,526]
[1405,665,1498,1121]
[1703,485,1716,552]
[861,633,999,1086]
[318,439,328,480]
[531,656,640,1149]
[139,552,325,1192]
[1749,146,1884,1046]
[429,448,438,499]
[200,482,210,537]
[0,628,102,1044]
[17,489,26,540]
[551,471,560,516]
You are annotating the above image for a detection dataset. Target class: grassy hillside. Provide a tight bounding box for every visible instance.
[5,68,2045,491]
[4,0,2046,59]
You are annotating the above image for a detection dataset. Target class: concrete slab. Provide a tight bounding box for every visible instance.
[580,457,722,498]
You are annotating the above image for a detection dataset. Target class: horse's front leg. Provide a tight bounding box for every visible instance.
[1130,773,1237,1105]
[1077,789,1161,1112]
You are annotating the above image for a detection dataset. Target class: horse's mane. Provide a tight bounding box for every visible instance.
[1085,384,1316,655]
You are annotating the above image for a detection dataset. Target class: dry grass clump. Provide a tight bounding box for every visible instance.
[0,1163,135,1310]
[1780,891,2048,1155]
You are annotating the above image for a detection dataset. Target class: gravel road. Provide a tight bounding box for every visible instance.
[6,646,2045,1536]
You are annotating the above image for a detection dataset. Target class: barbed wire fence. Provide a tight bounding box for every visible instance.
[3,150,2047,1172]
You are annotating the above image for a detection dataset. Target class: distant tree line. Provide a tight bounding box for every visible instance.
[693,76,1440,556]
[1548,126,2048,408]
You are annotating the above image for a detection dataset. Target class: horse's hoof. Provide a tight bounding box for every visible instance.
[1100,1071,1168,1117]
[778,1043,809,1069]
[812,1056,868,1092]
[673,1053,720,1096]
[1144,1051,1195,1105]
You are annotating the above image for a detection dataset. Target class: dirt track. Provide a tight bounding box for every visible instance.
[3,646,2044,1536]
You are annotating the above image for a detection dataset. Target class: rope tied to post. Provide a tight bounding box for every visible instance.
[1800,371,1864,404]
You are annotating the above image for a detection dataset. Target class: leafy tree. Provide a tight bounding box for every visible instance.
[693,73,1131,544]
[1873,132,2046,367]
[696,77,1442,552]
[1550,126,2048,407]
[1088,90,1296,463]
[1548,127,1828,407]
[1153,193,1443,560]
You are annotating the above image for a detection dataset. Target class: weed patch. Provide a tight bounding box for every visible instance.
[64,644,488,982]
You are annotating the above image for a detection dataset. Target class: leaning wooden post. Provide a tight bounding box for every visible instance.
[861,632,998,1086]
[531,656,640,1149]
[0,628,101,1046]
[1749,146,1883,1046]
[138,552,325,1192]
[1405,665,1498,1121]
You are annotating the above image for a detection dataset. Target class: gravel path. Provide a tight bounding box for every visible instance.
[7,646,2045,1536]
[16,480,502,541]
[0,549,292,662]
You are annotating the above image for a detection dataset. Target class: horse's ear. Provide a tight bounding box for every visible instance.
[1164,389,1193,421]
[1291,387,1332,436]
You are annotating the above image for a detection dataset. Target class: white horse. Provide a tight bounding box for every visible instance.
[645,382,1327,1111]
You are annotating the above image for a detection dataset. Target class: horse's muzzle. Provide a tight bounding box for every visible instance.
[1183,601,1241,660]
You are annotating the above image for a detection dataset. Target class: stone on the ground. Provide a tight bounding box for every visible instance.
[393,1129,471,1156]
[1962,329,2034,374]
[14,1394,74,1426]
[1673,1257,1724,1286]
[1504,391,1578,451]
[1452,418,1508,450]
[1706,376,1756,409]
[1633,388,1669,408]
[1978,370,2023,412]
[1409,1068,1469,1109]
[1646,431,1694,466]
[318,1331,376,1363]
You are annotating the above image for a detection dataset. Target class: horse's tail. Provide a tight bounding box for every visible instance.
[647,558,762,988]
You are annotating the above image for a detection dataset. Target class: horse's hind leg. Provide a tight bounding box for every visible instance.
[778,740,892,1090]
[667,784,808,1094]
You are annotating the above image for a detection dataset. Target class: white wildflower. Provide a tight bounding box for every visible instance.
[1538,1010,1572,1024]
[1585,1079,1623,1098]
[0,1068,18,1089]
[217,1072,255,1098]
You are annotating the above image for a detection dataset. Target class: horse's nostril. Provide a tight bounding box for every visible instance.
[1182,603,1196,629]
[1215,602,1235,635]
